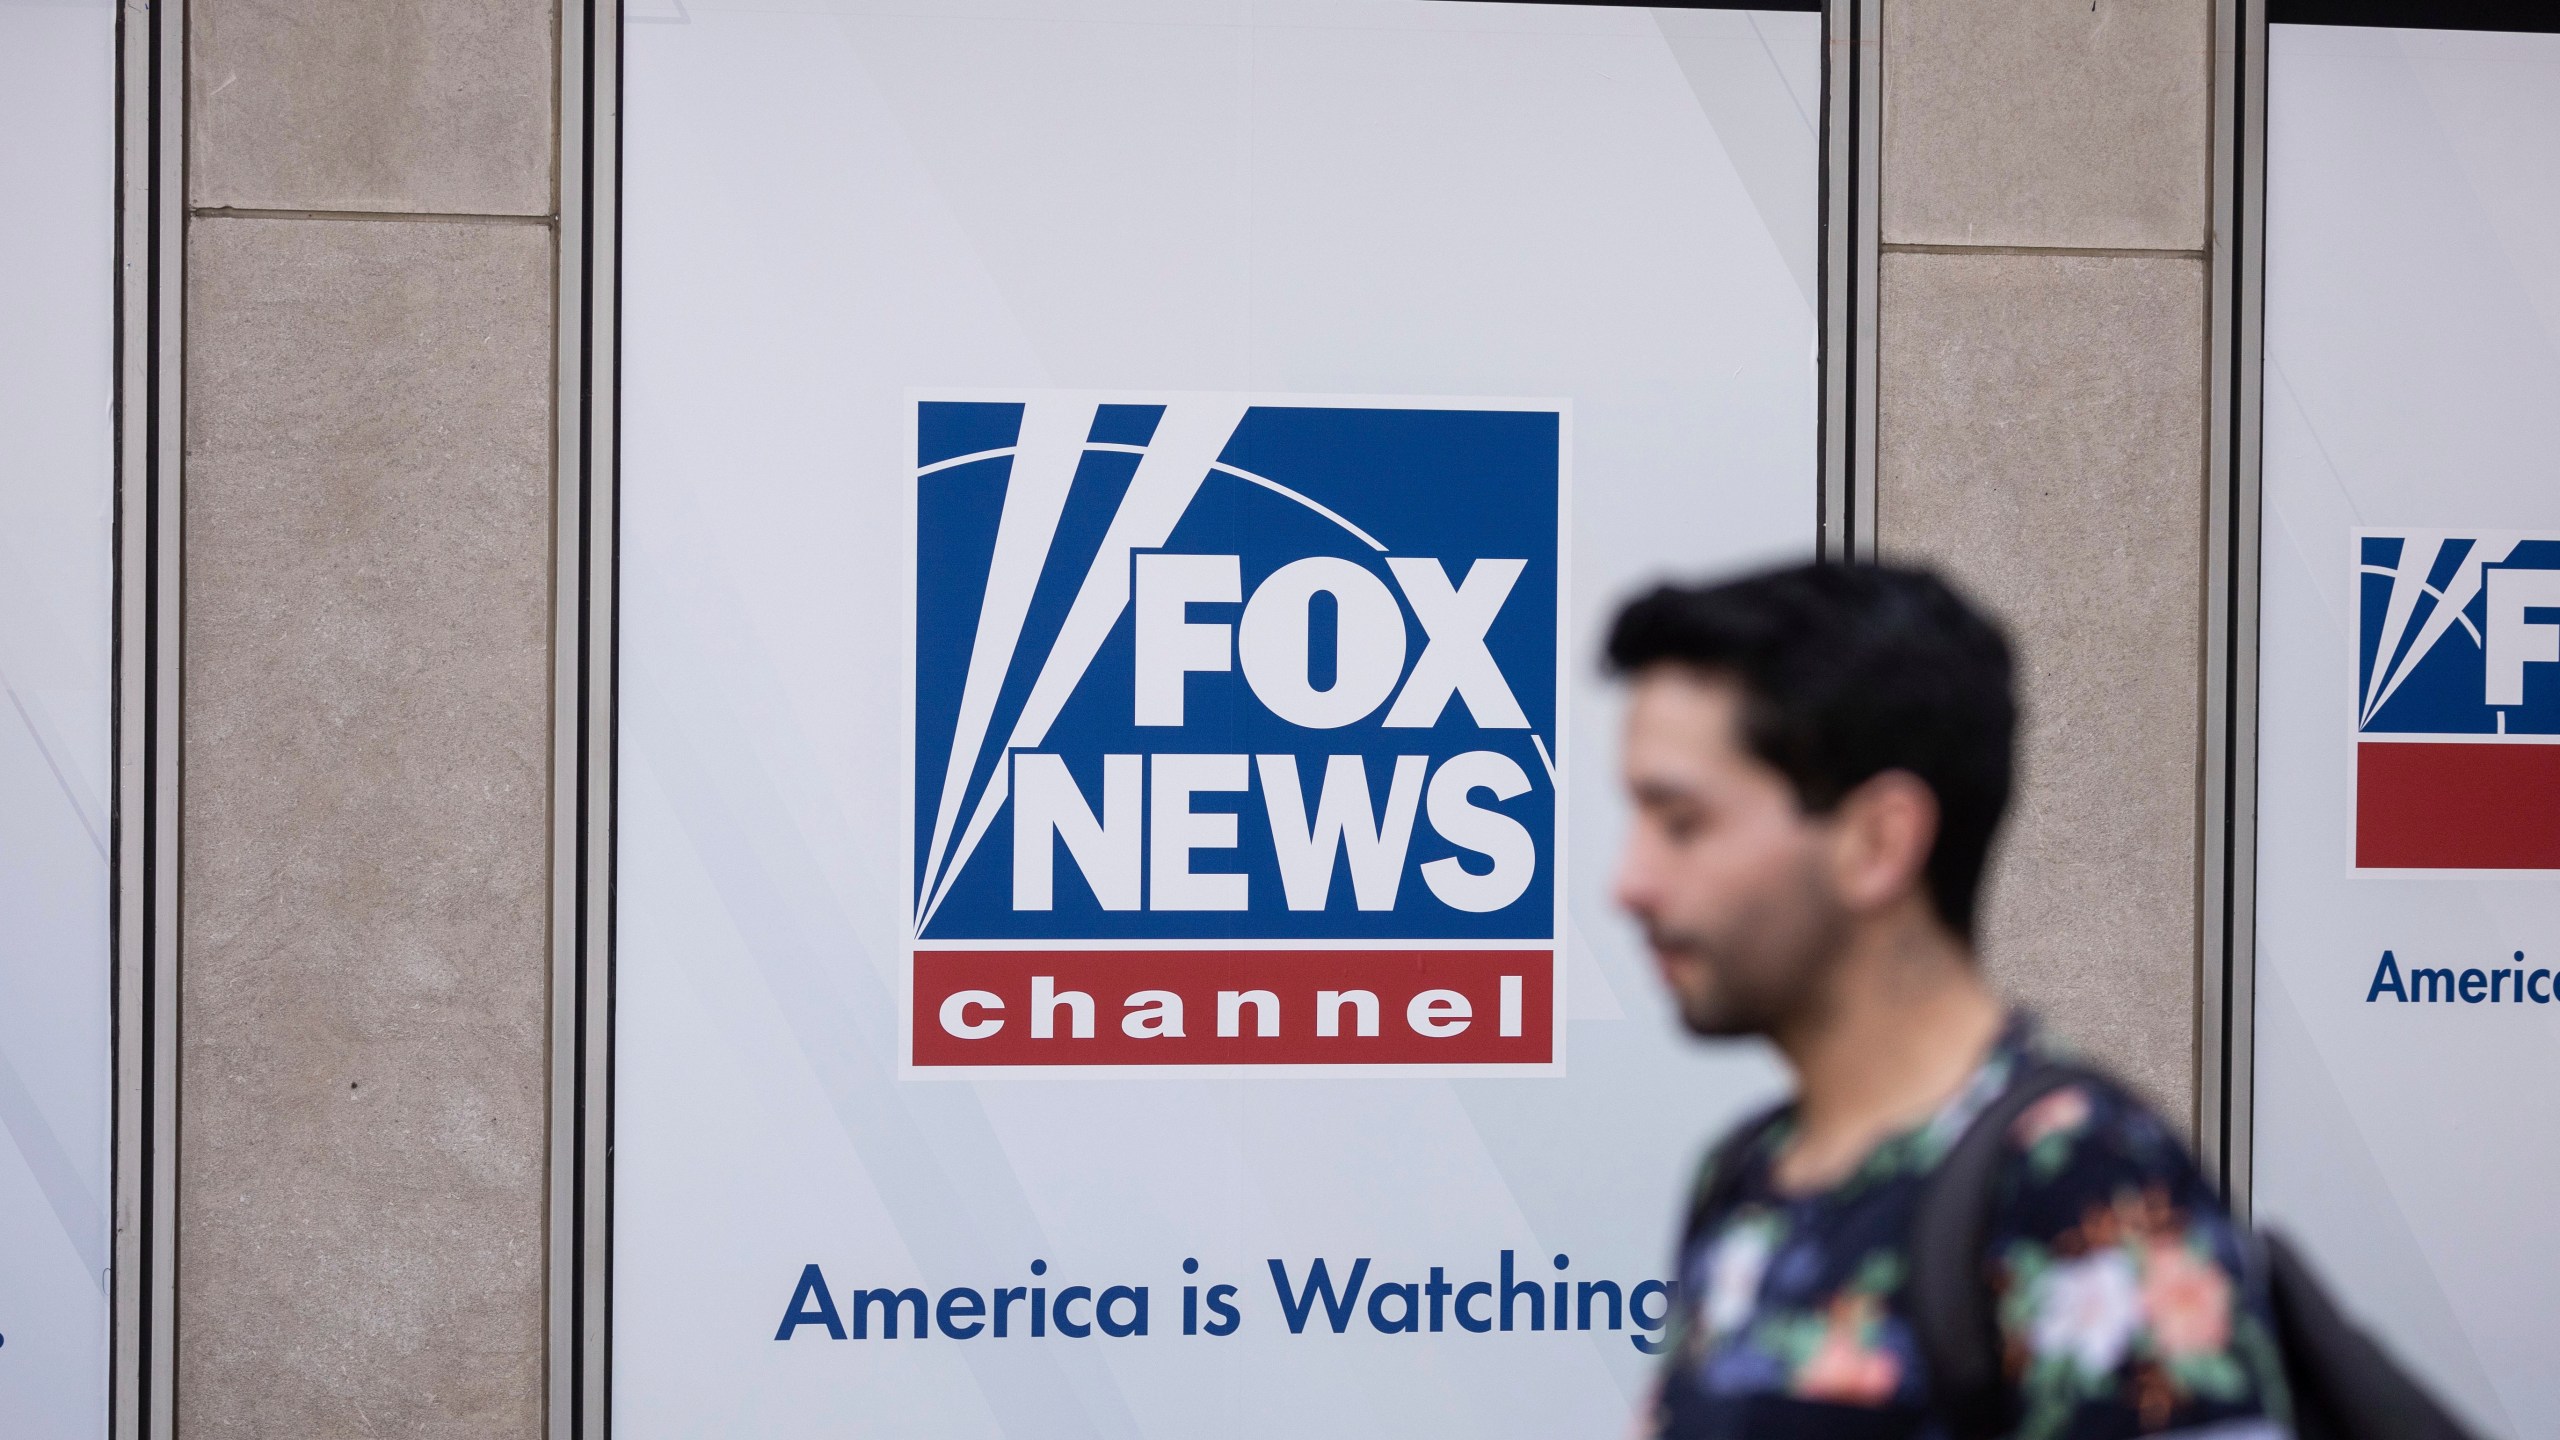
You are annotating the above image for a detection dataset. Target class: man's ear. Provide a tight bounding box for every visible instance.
[1825,770,1940,915]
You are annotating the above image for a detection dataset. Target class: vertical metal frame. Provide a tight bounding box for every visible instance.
[2197,0,2268,1209]
[551,0,621,1436]
[112,0,186,1432]
[1820,0,1881,561]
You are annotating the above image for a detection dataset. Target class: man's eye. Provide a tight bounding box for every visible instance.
[1662,811,1705,844]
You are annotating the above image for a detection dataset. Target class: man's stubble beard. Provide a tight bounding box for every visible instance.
[1654,853,1853,1040]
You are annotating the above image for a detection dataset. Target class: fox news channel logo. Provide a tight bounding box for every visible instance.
[906,393,1565,1073]
[2354,530,2560,871]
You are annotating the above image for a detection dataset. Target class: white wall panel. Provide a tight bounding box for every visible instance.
[2255,23,2560,1440]
[617,4,1819,1433]
[0,0,116,1431]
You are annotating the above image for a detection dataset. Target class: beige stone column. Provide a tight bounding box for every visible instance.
[1874,0,2215,1119]
[179,2,558,1434]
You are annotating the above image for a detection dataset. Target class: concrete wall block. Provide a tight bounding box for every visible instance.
[1882,0,2212,251]
[180,216,553,1439]
[1877,249,2206,1121]
[191,0,556,216]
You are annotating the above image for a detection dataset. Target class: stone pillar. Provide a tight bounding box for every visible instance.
[1873,0,2215,1119]
[178,2,557,1434]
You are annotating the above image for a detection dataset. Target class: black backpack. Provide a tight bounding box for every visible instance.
[1685,1058,2482,1440]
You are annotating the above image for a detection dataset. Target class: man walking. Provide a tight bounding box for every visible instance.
[1610,562,2286,1440]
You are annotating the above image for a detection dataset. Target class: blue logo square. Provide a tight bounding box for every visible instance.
[2357,531,2560,737]
[909,395,1563,943]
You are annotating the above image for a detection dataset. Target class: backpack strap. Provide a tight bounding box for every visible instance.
[1908,1057,2102,1440]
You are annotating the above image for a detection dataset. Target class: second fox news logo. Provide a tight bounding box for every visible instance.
[906,393,1564,1072]
[2354,529,2560,871]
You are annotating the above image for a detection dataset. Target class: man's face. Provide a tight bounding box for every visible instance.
[1612,667,1849,1038]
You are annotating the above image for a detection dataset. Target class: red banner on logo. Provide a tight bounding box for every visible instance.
[2357,741,2560,870]
[912,949,1554,1066]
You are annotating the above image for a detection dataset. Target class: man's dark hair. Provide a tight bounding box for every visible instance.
[1605,561,2016,941]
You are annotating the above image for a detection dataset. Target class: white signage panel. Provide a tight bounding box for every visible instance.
[0,0,116,1430]
[2255,20,2560,1440]
[618,3,1819,1433]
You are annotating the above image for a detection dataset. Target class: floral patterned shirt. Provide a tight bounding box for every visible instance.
[1654,1019,2290,1440]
